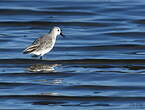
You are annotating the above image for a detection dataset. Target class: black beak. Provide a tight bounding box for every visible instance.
[60,32,65,38]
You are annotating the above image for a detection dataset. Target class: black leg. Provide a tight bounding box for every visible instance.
[40,56,43,60]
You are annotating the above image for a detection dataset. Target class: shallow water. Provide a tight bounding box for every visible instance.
[1,0,145,109]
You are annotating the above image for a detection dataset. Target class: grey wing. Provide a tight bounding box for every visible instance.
[23,36,43,54]
[32,36,42,45]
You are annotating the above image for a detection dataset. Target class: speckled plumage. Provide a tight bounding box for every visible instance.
[23,27,64,59]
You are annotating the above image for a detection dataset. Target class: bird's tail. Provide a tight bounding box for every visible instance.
[23,45,38,54]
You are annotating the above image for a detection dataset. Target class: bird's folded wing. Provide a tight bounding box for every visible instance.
[23,35,48,54]
[23,36,42,54]
[32,37,41,45]
[23,44,39,54]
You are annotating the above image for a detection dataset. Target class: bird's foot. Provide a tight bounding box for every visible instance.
[40,56,43,60]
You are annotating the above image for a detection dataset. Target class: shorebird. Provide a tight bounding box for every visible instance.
[23,26,65,59]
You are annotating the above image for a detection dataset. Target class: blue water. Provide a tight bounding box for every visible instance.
[1,0,145,110]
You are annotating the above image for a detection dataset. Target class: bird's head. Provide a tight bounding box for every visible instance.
[52,27,65,37]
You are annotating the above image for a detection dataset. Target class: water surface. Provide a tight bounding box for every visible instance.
[1,0,145,109]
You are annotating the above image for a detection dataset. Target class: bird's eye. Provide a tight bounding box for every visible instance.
[57,29,59,31]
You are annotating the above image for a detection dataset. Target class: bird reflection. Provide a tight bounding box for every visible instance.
[40,92,59,96]
[27,64,60,72]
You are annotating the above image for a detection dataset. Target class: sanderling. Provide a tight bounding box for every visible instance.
[23,26,65,59]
